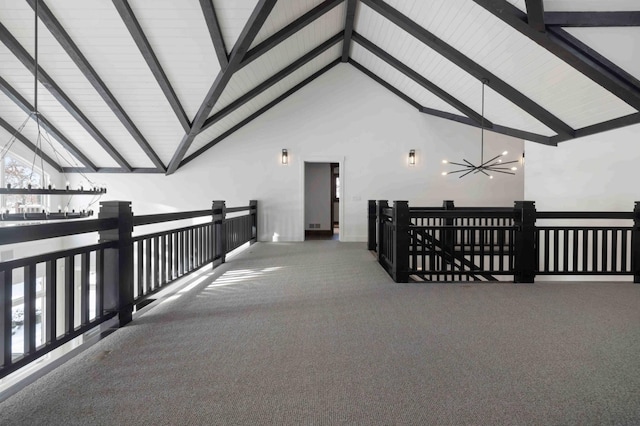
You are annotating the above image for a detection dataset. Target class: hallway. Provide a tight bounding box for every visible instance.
[1,241,639,425]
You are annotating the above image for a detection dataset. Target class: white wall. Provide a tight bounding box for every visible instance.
[304,163,331,231]
[70,64,525,242]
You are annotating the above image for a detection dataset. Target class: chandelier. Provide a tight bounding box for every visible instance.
[441,79,518,179]
[0,0,105,220]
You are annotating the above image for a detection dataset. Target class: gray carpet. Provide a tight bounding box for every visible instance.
[1,241,639,425]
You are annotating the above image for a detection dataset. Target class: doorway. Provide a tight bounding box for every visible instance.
[304,162,340,241]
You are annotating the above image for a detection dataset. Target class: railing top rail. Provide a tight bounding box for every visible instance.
[0,218,118,246]
[133,209,211,226]
[537,211,634,220]
[411,225,516,230]
[536,226,633,231]
[0,241,117,271]
[226,206,251,213]
[411,210,515,219]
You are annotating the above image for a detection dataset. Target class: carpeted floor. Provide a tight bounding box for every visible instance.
[1,241,639,425]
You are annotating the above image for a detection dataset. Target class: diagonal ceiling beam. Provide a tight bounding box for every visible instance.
[349,58,553,145]
[199,0,229,68]
[361,0,573,138]
[545,11,640,27]
[0,76,97,171]
[112,0,191,133]
[352,32,491,127]
[342,0,357,62]
[180,59,341,169]
[62,167,164,174]
[551,113,640,144]
[166,0,278,175]
[473,0,640,112]
[239,0,343,70]
[0,20,130,171]
[0,116,63,172]
[200,31,343,133]
[524,0,545,32]
[27,0,165,172]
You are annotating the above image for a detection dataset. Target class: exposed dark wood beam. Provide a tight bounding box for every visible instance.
[361,0,574,138]
[0,116,63,172]
[199,0,228,68]
[180,59,341,169]
[525,0,545,32]
[348,58,422,110]
[200,32,343,133]
[167,0,278,175]
[240,0,343,70]
[548,26,640,90]
[112,0,191,132]
[342,0,357,61]
[62,167,165,174]
[473,0,640,112]
[0,76,97,171]
[545,11,640,27]
[27,0,165,172]
[352,32,491,127]
[551,113,640,143]
[0,20,130,171]
[349,58,553,145]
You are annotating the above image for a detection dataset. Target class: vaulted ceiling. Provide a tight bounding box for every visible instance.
[0,0,639,175]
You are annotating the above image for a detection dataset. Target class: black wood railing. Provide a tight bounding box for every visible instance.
[0,200,257,379]
[368,200,640,283]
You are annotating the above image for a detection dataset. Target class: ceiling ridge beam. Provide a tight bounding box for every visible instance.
[180,59,341,169]
[525,0,545,32]
[0,20,130,171]
[199,0,229,68]
[0,76,97,171]
[342,0,358,61]
[200,31,343,133]
[62,167,165,173]
[239,0,343,70]
[27,0,165,172]
[361,0,573,138]
[551,112,640,143]
[167,0,278,175]
[473,0,640,112]
[0,116,63,172]
[348,58,422,110]
[352,32,491,127]
[545,11,640,27]
[112,0,191,133]
[349,58,553,145]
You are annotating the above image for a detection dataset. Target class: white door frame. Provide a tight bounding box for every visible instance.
[299,156,345,241]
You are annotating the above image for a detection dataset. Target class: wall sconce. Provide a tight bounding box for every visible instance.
[409,149,416,166]
[281,149,288,165]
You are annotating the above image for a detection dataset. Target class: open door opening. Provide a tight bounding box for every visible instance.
[304,162,339,241]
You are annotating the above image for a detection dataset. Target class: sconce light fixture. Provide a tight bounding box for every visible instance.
[409,149,416,166]
[281,149,288,165]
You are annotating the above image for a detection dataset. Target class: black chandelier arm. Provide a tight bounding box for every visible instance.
[487,169,516,175]
[460,167,482,178]
[0,188,106,195]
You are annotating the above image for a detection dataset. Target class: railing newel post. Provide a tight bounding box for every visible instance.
[514,201,536,283]
[250,200,258,244]
[632,201,640,283]
[98,201,134,327]
[368,200,377,251]
[212,200,226,267]
[393,200,410,283]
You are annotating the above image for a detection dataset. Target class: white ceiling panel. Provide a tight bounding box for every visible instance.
[250,0,326,48]
[128,0,221,119]
[211,0,259,52]
[189,44,341,158]
[383,0,637,129]
[565,27,640,82]
[45,0,186,165]
[211,3,345,116]
[350,43,462,115]
[544,0,640,11]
